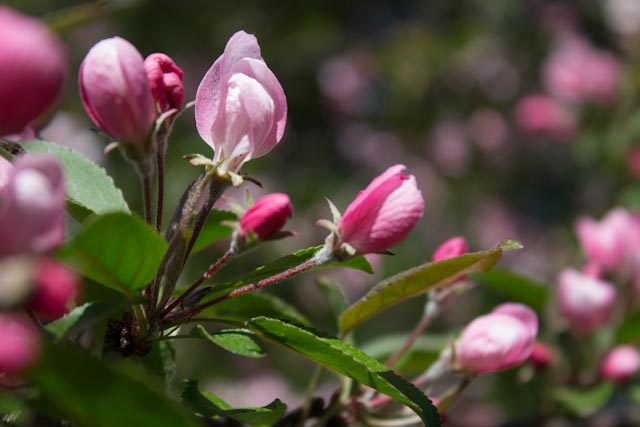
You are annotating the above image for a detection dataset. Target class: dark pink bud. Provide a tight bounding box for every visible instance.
[79,37,155,146]
[514,94,576,142]
[432,236,468,261]
[0,6,68,136]
[601,345,640,383]
[239,193,293,240]
[144,53,185,113]
[0,314,40,374]
[28,258,80,321]
[528,341,555,370]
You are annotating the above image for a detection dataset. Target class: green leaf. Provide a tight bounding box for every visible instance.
[143,341,176,390]
[316,276,349,318]
[203,291,310,326]
[30,345,200,427]
[210,246,372,297]
[616,309,640,344]
[57,213,167,295]
[246,317,441,426]
[183,379,287,427]
[190,325,266,358]
[554,382,614,417]
[339,240,518,334]
[44,301,119,342]
[471,269,549,313]
[192,209,237,253]
[20,139,129,221]
[360,333,449,374]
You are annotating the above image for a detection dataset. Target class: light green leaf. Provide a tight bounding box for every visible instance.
[471,269,549,313]
[57,213,167,295]
[339,240,519,334]
[203,291,310,326]
[192,209,237,253]
[20,139,129,221]
[182,379,287,427]
[190,325,266,358]
[44,301,119,342]
[246,317,441,426]
[554,382,614,417]
[616,309,640,344]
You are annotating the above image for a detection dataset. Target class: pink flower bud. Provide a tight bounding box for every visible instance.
[337,165,424,255]
[144,53,185,113]
[0,314,40,374]
[195,31,287,173]
[528,341,555,370]
[456,303,538,373]
[0,6,68,136]
[79,37,155,146]
[514,94,576,142]
[0,155,65,257]
[432,236,468,261]
[557,268,616,334]
[28,258,80,321]
[575,208,640,272]
[601,345,640,383]
[239,193,293,240]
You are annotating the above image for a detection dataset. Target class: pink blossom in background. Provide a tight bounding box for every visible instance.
[195,31,287,173]
[28,259,80,321]
[0,155,66,257]
[79,37,155,147]
[0,6,68,136]
[427,120,471,177]
[0,314,40,374]
[557,268,616,334]
[338,165,424,255]
[468,108,508,151]
[514,94,576,142]
[456,303,538,373]
[529,341,555,370]
[239,193,293,240]
[144,53,185,113]
[432,236,469,261]
[601,345,640,383]
[318,52,376,115]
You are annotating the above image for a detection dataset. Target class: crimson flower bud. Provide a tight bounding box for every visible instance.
[239,193,293,240]
[601,345,640,383]
[144,53,185,113]
[456,303,538,373]
[0,314,40,374]
[432,236,468,261]
[528,341,555,370]
[79,37,155,147]
[337,165,424,255]
[28,258,80,321]
[0,6,68,136]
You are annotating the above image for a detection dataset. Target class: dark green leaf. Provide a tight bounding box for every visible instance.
[57,213,167,295]
[203,292,310,326]
[471,269,549,313]
[30,344,199,427]
[616,309,640,344]
[44,301,119,342]
[20,140,129,221]
[192,209,237,253]
[339,240,519,334]
[246,317,441,426]
[183,379,287,427]
[190,325,266,358]
[553,382,614,417]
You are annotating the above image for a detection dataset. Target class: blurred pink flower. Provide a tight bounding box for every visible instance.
[468,108,508,151]
[337,165,424,255]
[428,120,471,176]
[318,52,376,115]
[240,193,293,240]
[601,345,640,383]
[514,94,576,142]
[28,258,80,321]
[456,303,538,373]
[528,341,555,370]
[0,314,40,374]
[432,236,468,261]
[144,53,185,113]
[0,6,68,136]
[557,268,616,334]
[195,31,287,173]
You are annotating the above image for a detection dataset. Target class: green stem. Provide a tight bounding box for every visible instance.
[385,301,440,369]
[155,146,165,232]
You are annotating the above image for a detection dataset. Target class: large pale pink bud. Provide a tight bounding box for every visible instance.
[239,193,293,240]
[558,268,616,334]
[0,155,65,257]
[575,208,640,272]
[0,6,68,136]
[432,236,468,261]
[601,345,640,383]
[79,37,155,147]
[144,53,185,113]
[28,258,80,321]
[0,314,40,374]
[456,303,538,373]
[195,31,287,173]
[338,165,424,255]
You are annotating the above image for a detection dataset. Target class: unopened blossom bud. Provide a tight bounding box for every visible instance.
[337,165,424,255]
[0,314,40,374]
[558,268,616,334]
[456,303,538,373]
[601,345,640,383]
[528,341,555,370]
[144,53,185,113]
[195,31,287,173]
[239,193,293,240]
[432,236,468,261]
[0,155,65,257]
[0,6,68,136]
[28,259,80,321]
[79,37,154,148]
